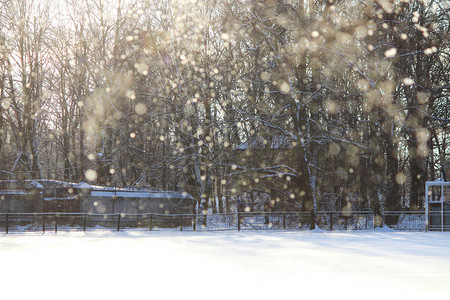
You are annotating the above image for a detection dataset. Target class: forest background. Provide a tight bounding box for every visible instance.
[0,0,448,214]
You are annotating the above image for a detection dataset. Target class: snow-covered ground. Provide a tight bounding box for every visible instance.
[1,229,449,299]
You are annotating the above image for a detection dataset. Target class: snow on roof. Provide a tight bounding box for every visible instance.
[0,179,80,189]
[90,190,192,199]
[43,196,78,201]
[235,135,295,150]
[426,180,450,185]
[0,190,34,195]
[29,181,44,189]
[0,180,193,199]
[83,183,192,199]
[76,182,92,189]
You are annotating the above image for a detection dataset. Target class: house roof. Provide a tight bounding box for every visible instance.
[0,180,192,200]
[235,135,296,150]
[0,179,78,190]
[89,190,192,199]
[0,180,80,190]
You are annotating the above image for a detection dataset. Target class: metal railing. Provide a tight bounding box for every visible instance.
[0,211,445,233]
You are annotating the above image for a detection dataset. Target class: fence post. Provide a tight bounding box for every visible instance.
[83,214,87,232]
[117,214,121,231]
[54,214,57,234]
[237,212,241,231]
[283,212,286,230]
[149,214,153,231]
[42,214,45,233]
[365,213,368,230]
[193,215,196,231]
[5,214,9,234]
[330,212,333,231]
[180,215,183,231]
[373,212,376,230]
[310,210,316,230]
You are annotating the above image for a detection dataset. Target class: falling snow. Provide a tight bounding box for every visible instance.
[0,2,449,295]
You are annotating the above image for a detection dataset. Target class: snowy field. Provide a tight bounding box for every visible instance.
[1,229,449,300]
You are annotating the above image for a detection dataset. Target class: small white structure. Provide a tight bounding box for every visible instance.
[425,177,450,231]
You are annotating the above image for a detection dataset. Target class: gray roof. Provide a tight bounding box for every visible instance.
[235,135,295,150]
[0,180,192,199]
[0,179,79,190]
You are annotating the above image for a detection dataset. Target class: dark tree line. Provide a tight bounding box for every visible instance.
[0,0,448,214]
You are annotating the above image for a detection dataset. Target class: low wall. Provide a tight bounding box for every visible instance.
[81,193,193,215]
[0,190,43,213]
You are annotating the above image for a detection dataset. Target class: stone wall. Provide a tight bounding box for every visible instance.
[83,197,192,214]
[0,189,42,213]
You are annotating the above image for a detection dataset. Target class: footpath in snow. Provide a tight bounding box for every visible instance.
[1,230,449,300]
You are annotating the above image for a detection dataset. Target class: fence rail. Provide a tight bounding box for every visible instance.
[0,211,447,233]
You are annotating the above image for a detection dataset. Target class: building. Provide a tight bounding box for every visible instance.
[0,180,193,215]
[83,184,193,214]
[0,181,43,213]
[231,134,299,212]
